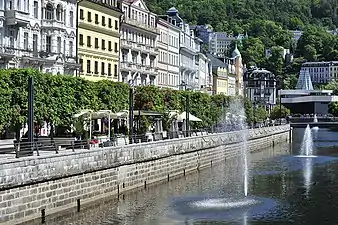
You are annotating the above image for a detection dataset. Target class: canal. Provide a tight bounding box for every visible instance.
[23,128,338,225]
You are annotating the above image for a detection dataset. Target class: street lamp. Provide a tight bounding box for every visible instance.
[75,0,84,77]
[128,79,136,144]
[279,89,282,125]
[178,81,190,137]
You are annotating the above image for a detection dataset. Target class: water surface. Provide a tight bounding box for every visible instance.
[23,128,338,225]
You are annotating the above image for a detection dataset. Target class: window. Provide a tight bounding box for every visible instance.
[114,64,118,76]
[94,61,98,74]
[102,16,106,26]
[95,38,98,48]
[108,18,112,28]
[115,20,118,30]
[23,32,28,50]
[80,9,84,20]
[33,34,38,53]
[56,4,62,21]
[101,40,105,50]
[80,58,83,72]
[87,60,91,73]
[46,36,52,52]
[69,41,73,57]
[87,11,92,22]
[108,41,112,51]
[108,63,111,76]
[79,34,84,45]
[101,62,105,75]
[114,42,118,52]
[33,1,38,18]
[57,37,61,53]
[95,14,99,24]
[87,36,91,47]
[70,11,74,27]
[46,3,53,20]
[63,40,66,55]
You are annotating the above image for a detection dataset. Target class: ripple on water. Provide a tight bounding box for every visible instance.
[172,196,282,222]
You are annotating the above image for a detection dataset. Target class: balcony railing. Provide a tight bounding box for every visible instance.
[41,19,65,30]
[124,17,159,33]
[5,10,29,26]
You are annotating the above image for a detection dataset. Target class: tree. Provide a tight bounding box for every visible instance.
[254,106,269,122]
[328,102,338,116]
[241,37,266,67]
[270,105,291,119]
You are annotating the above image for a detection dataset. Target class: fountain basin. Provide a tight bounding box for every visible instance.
[295,155,318,158]
[172,196,280,221]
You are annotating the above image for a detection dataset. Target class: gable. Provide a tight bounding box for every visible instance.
[131,0,149,11]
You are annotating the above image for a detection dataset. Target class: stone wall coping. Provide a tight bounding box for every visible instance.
[0,125,290,166]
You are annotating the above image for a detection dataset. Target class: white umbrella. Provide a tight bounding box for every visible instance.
[177,112,202,122]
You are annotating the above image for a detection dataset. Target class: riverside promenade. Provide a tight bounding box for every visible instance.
[0,125,291,224]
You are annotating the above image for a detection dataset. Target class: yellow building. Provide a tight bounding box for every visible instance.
[78,0,122,81]
[213,67,228,95]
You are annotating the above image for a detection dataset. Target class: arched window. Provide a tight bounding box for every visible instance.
[56,4,63,21]
[45,3,53,20]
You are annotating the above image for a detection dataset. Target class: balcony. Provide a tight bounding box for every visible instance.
[6,10,30,26]
[124,17,159,34]
[121,39,132,49]
[41,20,65,30]
[121,61,137,71]
[0,46,15,58]
[146,46,158,55]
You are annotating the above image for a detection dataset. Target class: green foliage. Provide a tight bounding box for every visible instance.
[0,69,266,135]
[270,105,291,119]
[328,102,338,116]
[254,106,269,122]
[145,0,338,32]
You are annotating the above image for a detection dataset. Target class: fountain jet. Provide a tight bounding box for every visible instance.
[300,124,314,156]
[224,100,249,197]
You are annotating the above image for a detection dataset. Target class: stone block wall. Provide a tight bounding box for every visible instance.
[0,125,291,224]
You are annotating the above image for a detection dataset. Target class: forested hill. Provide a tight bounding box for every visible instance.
[145,0,338,33]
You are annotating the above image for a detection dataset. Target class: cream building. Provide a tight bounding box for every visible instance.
[157,16,180,89]
[78,0,122,81]
[120,0,158,86]
[0,0,78,74]
[301,61,338,84]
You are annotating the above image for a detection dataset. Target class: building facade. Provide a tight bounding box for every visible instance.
[165,7,210,91]
[156,17,180,89]
[0,0,78,75]
[301,61,338,84]
[77,0,122,81]
[280,72,338,114]
[244,67,277,111]
[119,0,158,86]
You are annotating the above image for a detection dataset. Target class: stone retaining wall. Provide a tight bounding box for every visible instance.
[0,125,291,224]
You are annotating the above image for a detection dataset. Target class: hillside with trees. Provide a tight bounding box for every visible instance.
[146,0,338,33]
[145,0,338,90]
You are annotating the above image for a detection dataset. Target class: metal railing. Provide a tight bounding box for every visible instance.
[0,138,89,158]
[0,124,282,158]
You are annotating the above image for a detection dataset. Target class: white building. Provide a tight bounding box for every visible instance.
[196,52,211,91]
[301,61,338,84]
[244,67,277,111]
[165,7,210,91]
[156,16,180,89]
[120,0,158,86]
[208,32,246,58]
[0,0,78,75]
[280,71,338,114]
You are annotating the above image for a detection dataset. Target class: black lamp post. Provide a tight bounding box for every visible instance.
[178,81,190,137]
[75,0,84,77]
[279,89,282,125]
[128,80,135,144]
